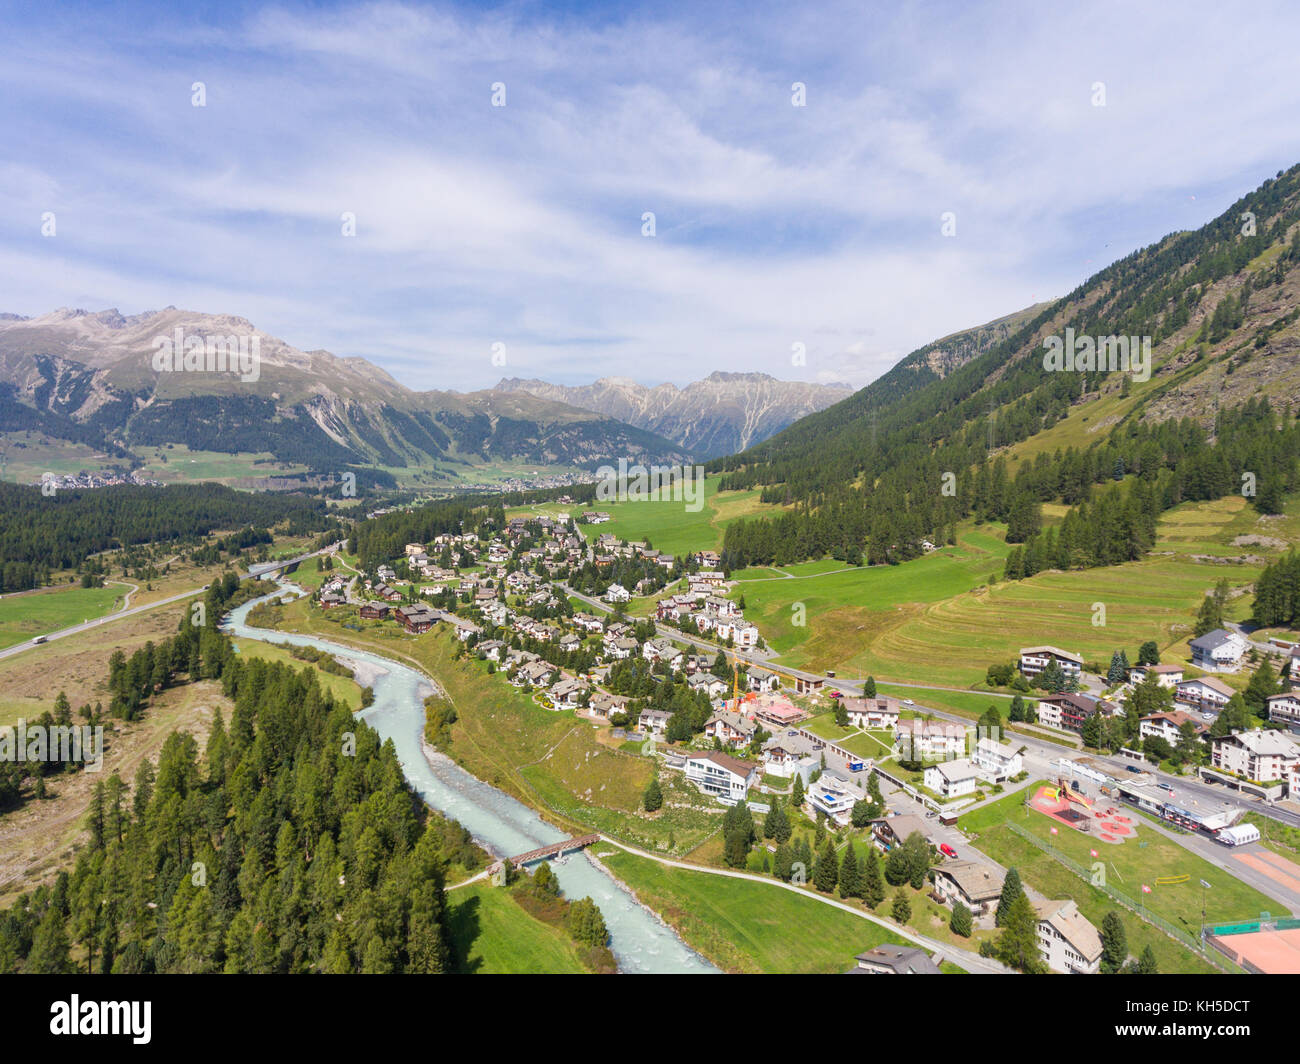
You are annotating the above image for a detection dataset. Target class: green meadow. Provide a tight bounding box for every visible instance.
[734,525,1011,674]
[0,583,128,649]
[447,880,588,974]
[600,849,916,974]
[507,477,782,557]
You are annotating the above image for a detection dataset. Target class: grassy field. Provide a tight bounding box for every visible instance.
[959,784,1280,973]
[600,849,919,973]
[133,444,307,485]
[735,525,1012,675]
[0,583,130,649]
[230,637,365,710]
[0,603,190,729]
[446,880,588,974]
[507,477,784,557]
[851,552,1264,688]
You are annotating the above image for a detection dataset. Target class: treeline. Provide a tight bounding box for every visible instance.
[1253,550,1300,628]
[0,481,330,591]
[352,497,506,575]
[0,612,471,974]
[718,395,1299,573]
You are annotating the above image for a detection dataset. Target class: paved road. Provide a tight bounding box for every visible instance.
[0,545,336,662]
[564,580,1300,832]
[0,585,207,661]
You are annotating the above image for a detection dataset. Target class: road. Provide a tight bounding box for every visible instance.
[0,545,336,662]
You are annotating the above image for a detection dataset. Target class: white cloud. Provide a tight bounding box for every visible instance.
[1,0,1298,392]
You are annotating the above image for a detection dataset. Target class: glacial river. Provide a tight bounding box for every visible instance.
[224,589,717,973]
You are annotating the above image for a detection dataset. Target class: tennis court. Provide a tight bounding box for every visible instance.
[1209,923,1300,973]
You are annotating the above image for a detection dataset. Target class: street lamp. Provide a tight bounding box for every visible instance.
[1199,879,1212,939]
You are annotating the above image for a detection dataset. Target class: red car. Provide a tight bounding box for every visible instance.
[939,843,958,859]
[829,690,843,699]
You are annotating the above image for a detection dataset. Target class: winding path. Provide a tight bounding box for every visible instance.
[595,835,1012,974]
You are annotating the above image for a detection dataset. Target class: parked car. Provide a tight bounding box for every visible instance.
[1125,764,1142,774]
[829,690,843,699]
[939,843,958,858]
[903,698,915,706]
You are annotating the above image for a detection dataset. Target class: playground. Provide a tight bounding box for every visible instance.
[1029,782,1138,844]
[1207,918,1300,974]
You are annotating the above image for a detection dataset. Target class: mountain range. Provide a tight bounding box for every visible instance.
[494,372,852,459]
[0,308,694,483]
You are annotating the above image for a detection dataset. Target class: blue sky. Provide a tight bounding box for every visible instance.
[2,0,1299,391]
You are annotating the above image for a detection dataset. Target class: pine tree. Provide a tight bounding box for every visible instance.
[891,889,912,925]
[1100,910,1128,973]
[774,842,793,881]
[839,843,861,899]
[861,845,886,907]
[864,676,877,698]
[996,867,1023,927]
[1244,659,1282,715]
[814,838,839,893]
[950,901,972,937]
[1039,658,1066,693]
[791,773,805,807]
[995,892,1047,973]
[643,776,663,812]
[885,843,909,886]
[902,831,931,890]
[764,800,791,843]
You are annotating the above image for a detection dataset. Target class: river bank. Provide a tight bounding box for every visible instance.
[224,589,717,974]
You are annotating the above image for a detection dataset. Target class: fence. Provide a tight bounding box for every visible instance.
[1207,916,1300,937]
[1004,822,1241,972]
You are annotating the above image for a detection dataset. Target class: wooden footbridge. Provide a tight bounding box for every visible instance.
[487,834,600,877]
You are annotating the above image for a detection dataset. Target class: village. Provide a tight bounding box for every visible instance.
[303,509,1254,976]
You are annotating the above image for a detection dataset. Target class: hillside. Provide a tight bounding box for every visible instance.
[0,308,692,484]
[709,163,1300,570]
[495,371,851,458]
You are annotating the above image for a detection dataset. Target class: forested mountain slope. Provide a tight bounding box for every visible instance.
[711,163,1300,571]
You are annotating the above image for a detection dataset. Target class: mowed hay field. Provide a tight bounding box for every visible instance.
[507,477,784,557]
[754,496,1290,688]
[851,554,1261,688]
[735,526,1011,673]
